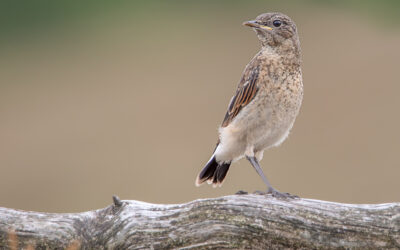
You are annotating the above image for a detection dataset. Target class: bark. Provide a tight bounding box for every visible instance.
[0,194,399,249]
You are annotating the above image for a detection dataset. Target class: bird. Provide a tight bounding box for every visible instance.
[195,12,303,198]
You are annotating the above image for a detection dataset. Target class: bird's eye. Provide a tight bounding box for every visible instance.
[273,20,282,27]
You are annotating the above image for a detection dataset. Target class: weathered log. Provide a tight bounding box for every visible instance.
[0,194,399,249]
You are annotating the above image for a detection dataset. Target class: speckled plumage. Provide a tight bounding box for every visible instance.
[196,13,303,197]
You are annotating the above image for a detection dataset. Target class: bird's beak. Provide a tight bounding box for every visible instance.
[243,20,273,31]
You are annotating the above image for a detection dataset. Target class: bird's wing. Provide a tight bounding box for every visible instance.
[221,65,260,127]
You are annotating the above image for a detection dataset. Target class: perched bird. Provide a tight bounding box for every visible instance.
[195,12,303,198]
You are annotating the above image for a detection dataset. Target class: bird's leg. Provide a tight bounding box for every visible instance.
[246,156,273,190]
[246,156,298,199]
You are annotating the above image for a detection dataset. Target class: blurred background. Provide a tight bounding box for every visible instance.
[1,0,399,212]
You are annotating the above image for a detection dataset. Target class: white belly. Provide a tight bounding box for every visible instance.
[215,102,295,163]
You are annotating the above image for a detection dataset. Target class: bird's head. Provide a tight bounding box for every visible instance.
[243,12,300,55]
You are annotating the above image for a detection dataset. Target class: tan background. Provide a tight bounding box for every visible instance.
[1,1,399,212]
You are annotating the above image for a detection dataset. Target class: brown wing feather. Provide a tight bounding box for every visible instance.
[221,65,260,127]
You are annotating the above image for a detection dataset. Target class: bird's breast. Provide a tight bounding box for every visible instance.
[249,66,303,150]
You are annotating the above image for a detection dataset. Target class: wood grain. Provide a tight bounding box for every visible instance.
[0,195,399,249]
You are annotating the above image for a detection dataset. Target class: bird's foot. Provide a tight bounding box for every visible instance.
[254,188,298,199]
[235,190,248,195]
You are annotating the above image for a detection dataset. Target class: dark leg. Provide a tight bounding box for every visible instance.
[246,156,298,199]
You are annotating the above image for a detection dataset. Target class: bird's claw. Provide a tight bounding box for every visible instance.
[254,188,299,199]
[235,190,248,195]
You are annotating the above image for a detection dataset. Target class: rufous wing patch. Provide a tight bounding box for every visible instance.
[221,66,260,127]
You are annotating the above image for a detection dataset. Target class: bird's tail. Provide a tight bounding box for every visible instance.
[195,155,231,187]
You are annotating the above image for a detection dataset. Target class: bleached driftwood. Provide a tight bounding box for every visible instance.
[0,194,399,249]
